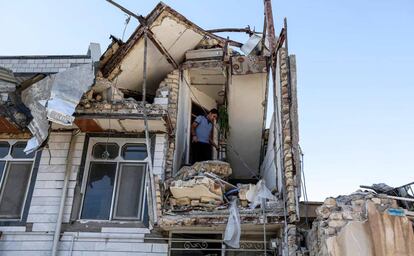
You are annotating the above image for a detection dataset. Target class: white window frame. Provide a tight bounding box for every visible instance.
[0,140,36,221]
[79,137,149,222]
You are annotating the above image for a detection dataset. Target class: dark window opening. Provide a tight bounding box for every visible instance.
[122,144,147,160]
[114,163,146,219]
[0,142,10,158]
[0,162,33,219]
[81,162,116,220]
[92,143,119,160]
[11,142,34,159]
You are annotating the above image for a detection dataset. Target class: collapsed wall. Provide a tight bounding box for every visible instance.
[307,192,414,256]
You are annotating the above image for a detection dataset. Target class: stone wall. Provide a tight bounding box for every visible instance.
[158,69,180,180]
[279,48,299,225]
[307,192,414,256]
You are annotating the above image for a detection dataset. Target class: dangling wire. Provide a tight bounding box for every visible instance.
[103,14,131,158]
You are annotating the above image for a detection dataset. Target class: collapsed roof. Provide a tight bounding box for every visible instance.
[98,2,241,95]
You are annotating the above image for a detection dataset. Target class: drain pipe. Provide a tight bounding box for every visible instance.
[51,130,79,256]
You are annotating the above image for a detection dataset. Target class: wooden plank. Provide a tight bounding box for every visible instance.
[74,118,103,132]
[0,117,21,133]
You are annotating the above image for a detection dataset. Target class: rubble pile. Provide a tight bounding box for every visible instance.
[307,192,414,256]
[167,161,232,211]
[164,161,281,214]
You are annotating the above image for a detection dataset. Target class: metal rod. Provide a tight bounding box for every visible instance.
[384,195,414,202]
[51,131,79,256]
[142,30,158,224]
[206,27,257,35]
[106,0,146,25]
[261,15,267,56]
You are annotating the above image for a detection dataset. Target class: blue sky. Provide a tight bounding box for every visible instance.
[1,0,413,200]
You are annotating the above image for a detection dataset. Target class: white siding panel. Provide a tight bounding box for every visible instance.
[100,227,150,234]
[32,223,56,232]
[152,244,168,253]
[0,133,168,256]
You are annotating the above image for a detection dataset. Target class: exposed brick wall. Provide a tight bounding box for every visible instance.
[279,48,298,223]
[279,48,301,255]
[161,69,180,179]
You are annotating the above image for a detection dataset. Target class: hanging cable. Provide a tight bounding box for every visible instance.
[104,14,131,156]
[299,145,309,227]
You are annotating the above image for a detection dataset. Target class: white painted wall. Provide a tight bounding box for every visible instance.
[190,86,217,111]
[0,132,168,256]
[228,73,267,179]
[173,71,191,173]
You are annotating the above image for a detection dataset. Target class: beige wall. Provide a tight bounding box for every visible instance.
[228,73,267,179]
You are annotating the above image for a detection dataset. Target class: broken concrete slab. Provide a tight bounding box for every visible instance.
[170,176,222,201]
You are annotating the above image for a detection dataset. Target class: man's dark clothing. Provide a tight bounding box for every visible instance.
[191,115,214,164]
[192,141,212,164]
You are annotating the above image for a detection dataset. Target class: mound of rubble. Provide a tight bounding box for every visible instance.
[307,192,414,256]
[165,160,276,212]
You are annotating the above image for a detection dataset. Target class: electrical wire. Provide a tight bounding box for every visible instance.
[103,14,131,158]
[299,145,309,227]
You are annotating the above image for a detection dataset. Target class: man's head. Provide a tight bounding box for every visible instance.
[207,108,218,122]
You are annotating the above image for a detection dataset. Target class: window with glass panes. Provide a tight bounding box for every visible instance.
[0,141,36,220]
[80,138,148,221]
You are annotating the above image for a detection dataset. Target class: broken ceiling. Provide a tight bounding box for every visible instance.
[98,2,237,95]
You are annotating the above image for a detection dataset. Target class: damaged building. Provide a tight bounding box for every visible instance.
[0,1,307,255]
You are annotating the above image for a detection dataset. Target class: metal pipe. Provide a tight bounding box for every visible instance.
[51,130,79,256]
[384,195,414,202]
[105,0,146,25]
[206,26,257,35]
[142,30,158,224]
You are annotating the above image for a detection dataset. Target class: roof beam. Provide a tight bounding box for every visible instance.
[146,30,179,69]
[106,0,178,70]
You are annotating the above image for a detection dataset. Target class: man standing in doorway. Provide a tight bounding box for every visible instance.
[191,108,219,164]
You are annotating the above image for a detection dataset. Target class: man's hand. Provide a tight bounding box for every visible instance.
[192,135,198,143]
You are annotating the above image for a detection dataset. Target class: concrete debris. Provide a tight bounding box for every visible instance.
[170,176,223,201]
[191,160,232,178]
[167,163,229,211]
[307,192,414,256]
[88,77,124,103]
[0,67,32,128]
[167,161,277,214]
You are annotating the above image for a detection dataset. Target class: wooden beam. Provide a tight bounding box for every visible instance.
[146,30,179,69]
[73,118,103,132]
[264,0,277,54]
[0,117,21,133]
